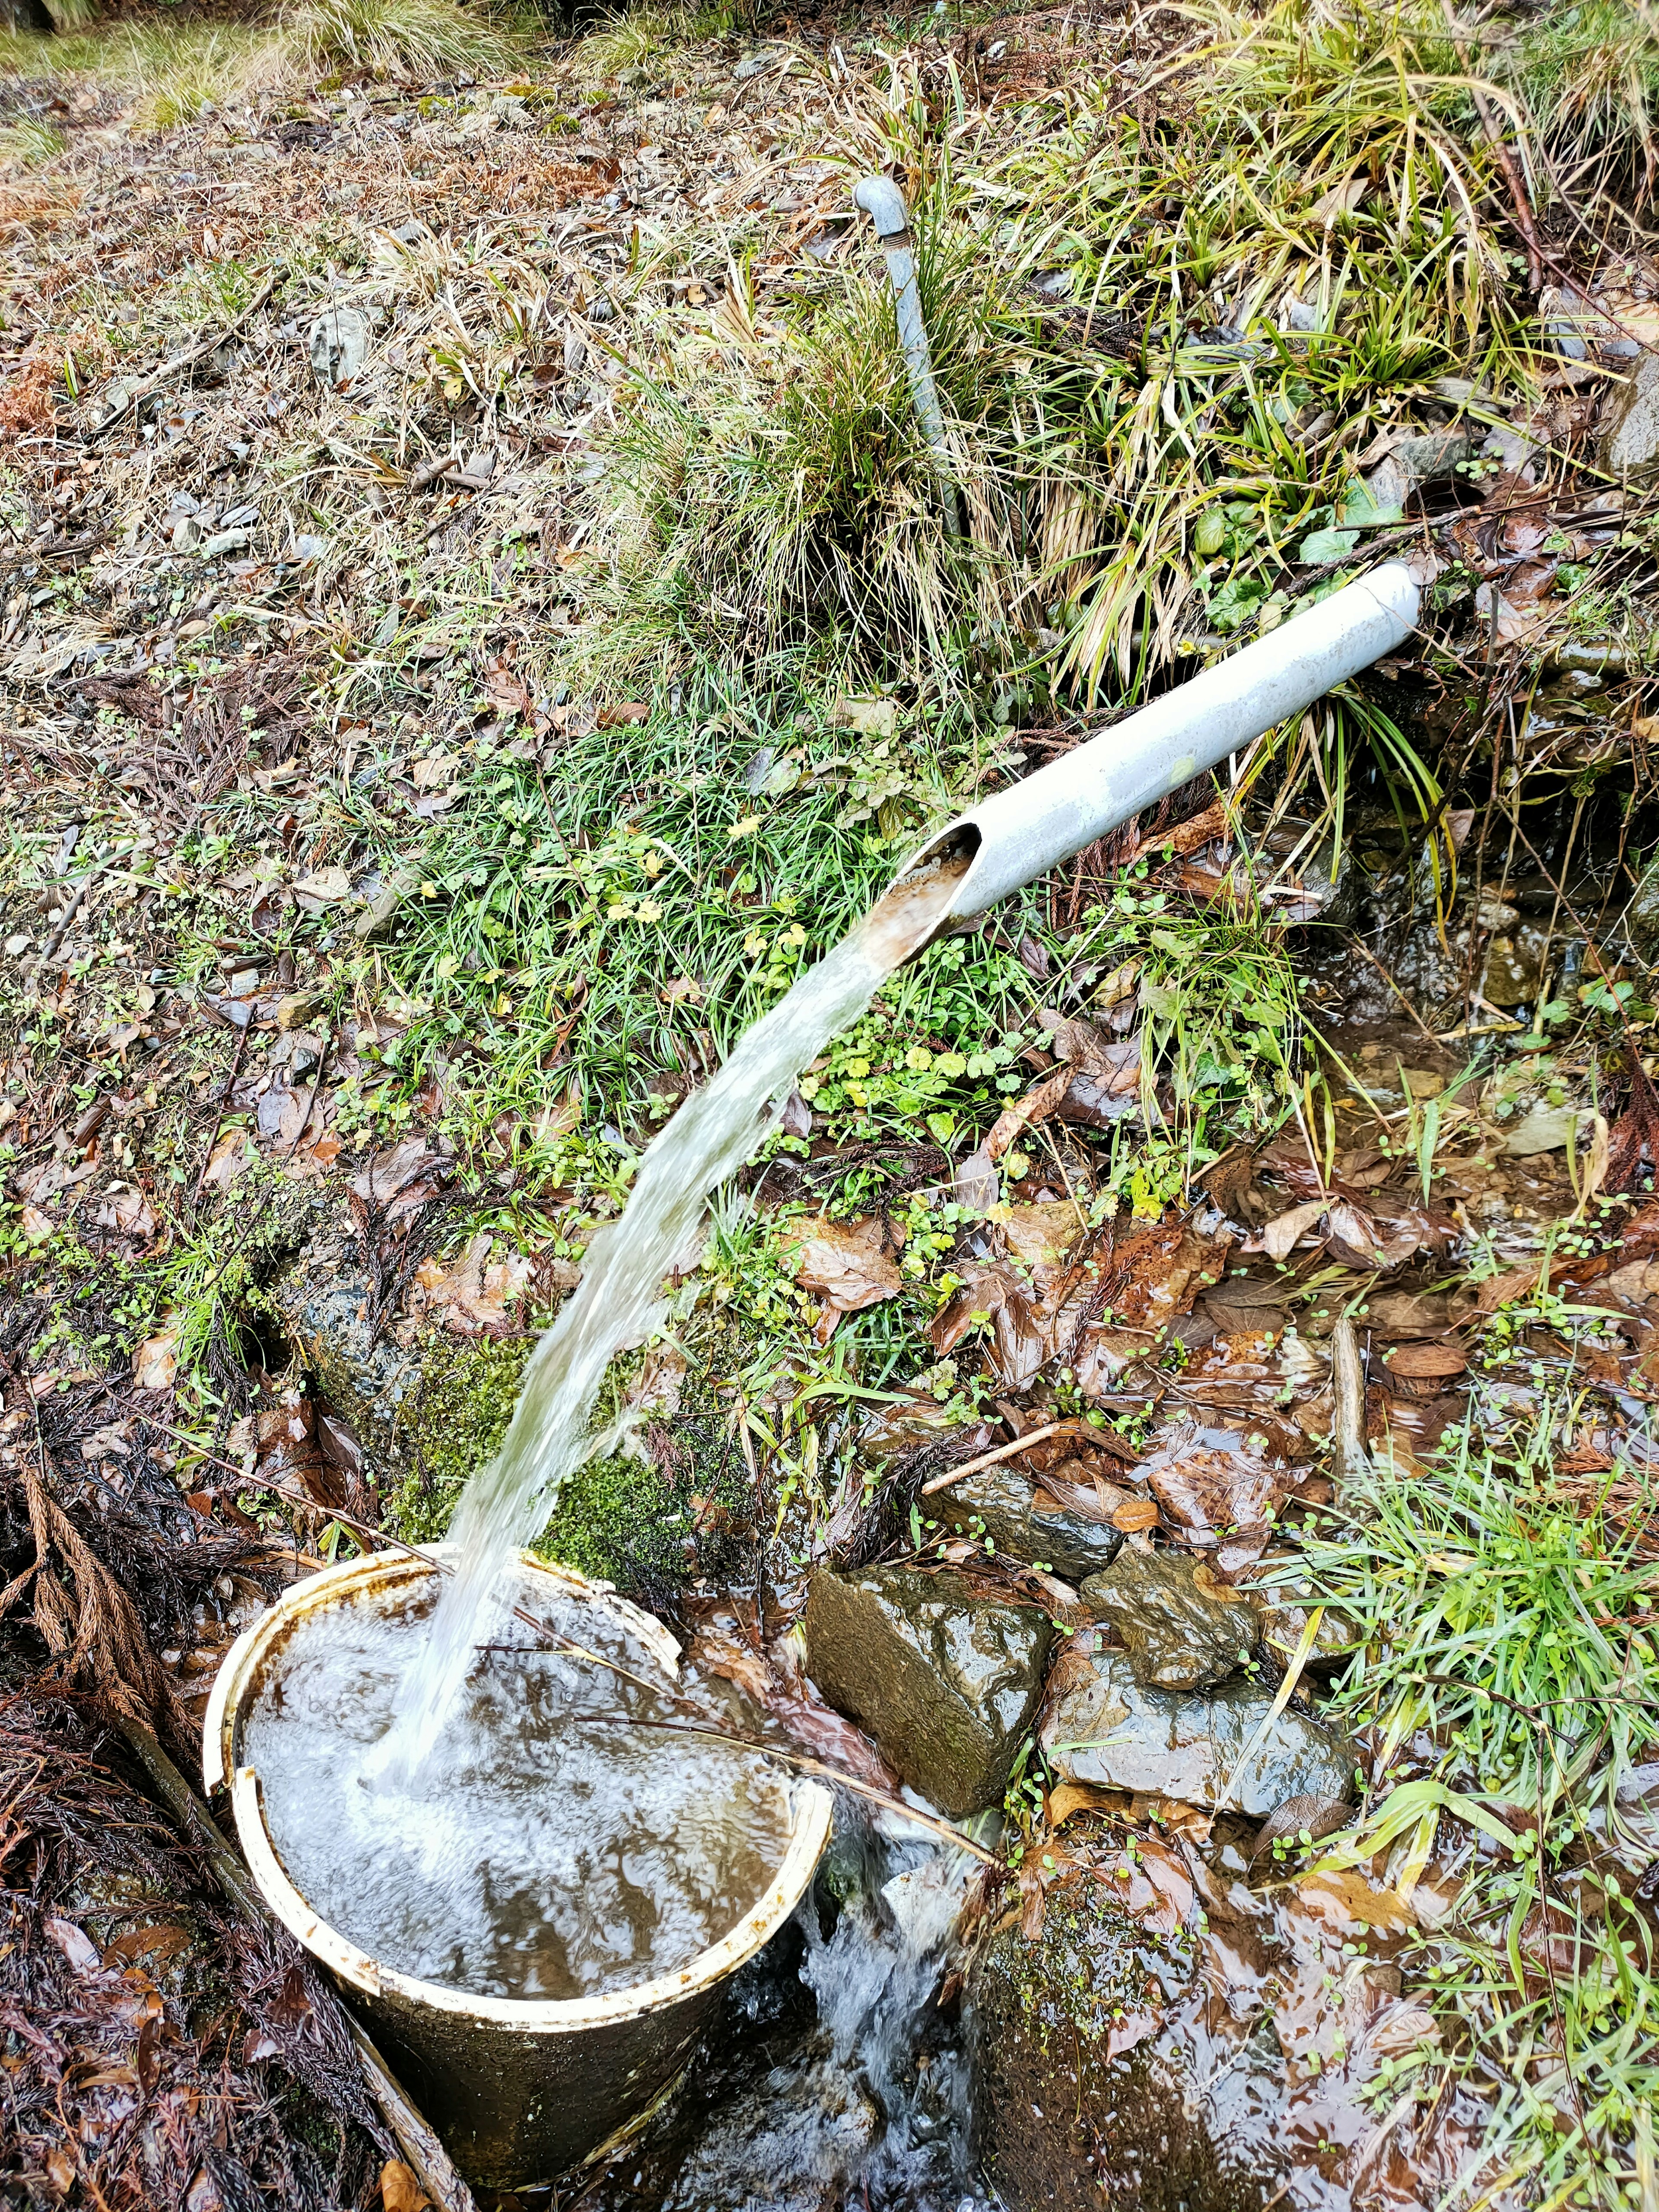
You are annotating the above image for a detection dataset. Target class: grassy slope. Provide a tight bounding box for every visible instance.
[0,0,1658,2201]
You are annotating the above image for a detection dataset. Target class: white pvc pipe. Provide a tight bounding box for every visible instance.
[906,561,1421,919]
[853,175,961,537]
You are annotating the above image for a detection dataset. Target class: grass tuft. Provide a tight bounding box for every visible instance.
[255,0,521,86]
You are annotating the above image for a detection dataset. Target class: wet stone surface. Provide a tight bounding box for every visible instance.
[969,1874,1277,2212]
[936,1463,1124,1581]
[803,1567,1054,1817]
[1040,1648,1356,1815]
[1079,1548,1259,1691]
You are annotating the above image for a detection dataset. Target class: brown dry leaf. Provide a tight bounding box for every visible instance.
[202,1130,251,1189]
[413,1232,532,1335]
[1477,1261,1543,1313]
[353,1137,437,1220]
[381,2162,431,2212]
[1260,1197,1327,1262]
[290,864,353,910]
[788,1214,902,1343]
[983,1063,1073,1162]
[410,750,458,790]
[687,1626,771,1704]
[18,1202,54,1243]
[1608,1258,1659,1303]
[93,1182,156,1239]
[1112,1496,1160,1532]
[132,1323,179,1392]
[1249,1792,1354,1865]
[1382,1341,1466,1382]
[1289,1868,1417,1939]
[928,1262,1051,1391]
[1147,1451,1286,1572]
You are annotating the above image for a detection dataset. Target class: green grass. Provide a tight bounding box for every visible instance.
[1274,1409,1659,2205]
[258,0,524,87]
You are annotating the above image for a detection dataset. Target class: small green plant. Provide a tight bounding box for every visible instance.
[0,116,67,168]
[1279,1409,1659,2201]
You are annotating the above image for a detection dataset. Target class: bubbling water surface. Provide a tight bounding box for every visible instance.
[243,1573,793,2001]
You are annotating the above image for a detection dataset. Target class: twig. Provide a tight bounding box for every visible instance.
[85,268,282,442]
[919,1421,1066,1495]
[1330,1316,1370,1494]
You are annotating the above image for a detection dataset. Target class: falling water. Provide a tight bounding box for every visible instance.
[372,848,972,1777]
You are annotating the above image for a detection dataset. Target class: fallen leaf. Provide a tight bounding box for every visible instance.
[202,1131,252,1189]
[413,1233,532,1334]
[1290,1868,1417,1939]
[381,2158,432,2212]
[1476,1260,1542,1313]
[18,1202,53,1243]
[291,864,353,909]
[1382,1340,1466,1384]
[788,1215,902,1338]
[1111,1496,1160,1532]
[132,1324,179,1392]
[46,1916,100,1973]
[1047,1780,1120,1827]
[1260,1197,1327,1262]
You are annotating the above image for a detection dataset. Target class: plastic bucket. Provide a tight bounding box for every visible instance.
[203,1549,832,2187]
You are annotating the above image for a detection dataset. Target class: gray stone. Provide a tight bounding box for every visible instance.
[1607,353,1659,474]
[803,1567,1054,1817]
[937,1464,1123,1582]
[1079,1550,1258,1692]
[1364,431,1474,514]
[308,305,371,388]
[1040,1649,1356,1815]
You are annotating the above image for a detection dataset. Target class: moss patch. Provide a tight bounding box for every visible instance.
[384,1334,534,1545]
[383,1330,751,1599]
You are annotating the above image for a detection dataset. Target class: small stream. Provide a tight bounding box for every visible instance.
[576,1815,988,2212]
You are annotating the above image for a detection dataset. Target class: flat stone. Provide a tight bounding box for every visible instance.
[937,1464,1123,1582]
[1079,1550,1257,1691]
[804,1567,1054,1817]
[1607,352,1659,473]
[1041,1650,1356,1815]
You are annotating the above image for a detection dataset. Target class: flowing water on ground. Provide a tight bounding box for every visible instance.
[583,1816,989,2212]
[371,851,971,1778]
[243,1572,793,2000]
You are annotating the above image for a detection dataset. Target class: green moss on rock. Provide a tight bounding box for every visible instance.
[383,1332,749,1599]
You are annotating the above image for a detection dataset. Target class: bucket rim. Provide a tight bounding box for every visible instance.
[206,1549,833,2034]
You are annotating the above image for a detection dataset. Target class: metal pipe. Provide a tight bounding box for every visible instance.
[853,175,962,538]
[903,561,1421,920]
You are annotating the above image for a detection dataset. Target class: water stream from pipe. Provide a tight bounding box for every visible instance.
[371,849,972,1779]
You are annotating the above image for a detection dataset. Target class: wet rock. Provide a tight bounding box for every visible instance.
[1481,923,1549,1006]
[1606,352,1659,473]
[936,1464,1123,1581]
[273,1236,421,1481]
[1041,1649,1355,1815]
[1078,1551,1257,1691]
[803,1567,1054,1816]
[969,1876,1279,2212]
